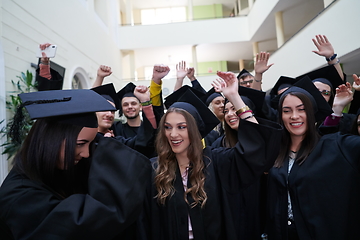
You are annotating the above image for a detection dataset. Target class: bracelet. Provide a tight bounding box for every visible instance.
[242,113,254,120]
[328,58,340,66]
[235,106,250,116]
[326,53,337,62]
[141,100,152,106]
[40,61,49,65]
[237,110,252,117]
[254,79,262,83]
[331,113,343,119]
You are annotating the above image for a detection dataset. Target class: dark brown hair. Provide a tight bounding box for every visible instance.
[222,101,238,148]
[274,92,320,167]
[13,118,89,197]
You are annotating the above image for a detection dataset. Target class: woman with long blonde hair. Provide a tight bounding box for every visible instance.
[139,72,283,240]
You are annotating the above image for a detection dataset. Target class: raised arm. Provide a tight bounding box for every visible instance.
[38,43,51,79]
[187,67,206,94]
[213,71,258,124]
[312,35,345,81]
[134,85,157,129]
[332,82,353,116]
[252,52,274,91]
[173,61,187,92]
[36,43,63,91]
[92,65,112,88]
[150,64,170,106]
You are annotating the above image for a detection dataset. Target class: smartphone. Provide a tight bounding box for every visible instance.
[36,45,57,58]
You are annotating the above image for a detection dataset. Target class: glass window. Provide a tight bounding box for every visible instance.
[72,75,83,89]
[141,7,186,25]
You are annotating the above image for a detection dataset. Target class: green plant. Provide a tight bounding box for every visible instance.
[0,70,36,159]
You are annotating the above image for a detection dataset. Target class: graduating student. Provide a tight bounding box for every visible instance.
[0,89,151,239]
[92,83,158,157]
[210,86,268,240]
[91,83,121,138]
[113,82,144,138]
[139,72,283,240]
[266,76,360,239]
[201,88,225,147]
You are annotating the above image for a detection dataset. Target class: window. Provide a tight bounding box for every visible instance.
[141,7,186,25]
[72,75,83,89]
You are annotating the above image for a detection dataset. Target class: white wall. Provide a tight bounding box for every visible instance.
[0,40,9,184]
[2,0,124,91]
[263,0,360,91]
[0,0,126,178]
[118,16,249,50]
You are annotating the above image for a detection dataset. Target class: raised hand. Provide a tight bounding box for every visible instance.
[134,85,150,102]
[152,64,170,84]
[92,65,112,88]
[39,43,51,65]
[173,61,187,91]
[312,35,335,59]
[254,52,273,74]
[352,74,360,91]
[97,65,112,78]
[214,72,258,123]
[186,67,196,81]
[214,72,238,98]
[332,82,353,115]
[176,61,187,80]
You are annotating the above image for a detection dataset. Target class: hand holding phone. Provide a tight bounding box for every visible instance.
[36,44,57,58]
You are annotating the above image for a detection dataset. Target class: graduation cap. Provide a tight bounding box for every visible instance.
[164,88,219,138]
[270,76,297,99]
[272,76,332,122]
[200,88,223,106]
[10,89,116,144]
[116,82,139,115]
[239,86,266,117]
[164,85,205,109]
[295,65,345,91]
[91,83,120,110]
[237,69,251,80]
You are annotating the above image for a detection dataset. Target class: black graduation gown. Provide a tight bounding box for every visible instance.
[97,110,158,158]
[318,113,356,135]
[209,135,269,239]
[0,138,151,240]
[112,105,164,141]
[113,122,139,138]
[139,118,283,240]
[262,95,279,122]
[203,127,224,147]
[35,68,63,91]
[266,132,360,240]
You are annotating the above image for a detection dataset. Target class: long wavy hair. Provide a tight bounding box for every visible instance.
[274,92,320,167]
[13,118,91,198]
[154,107,207,208]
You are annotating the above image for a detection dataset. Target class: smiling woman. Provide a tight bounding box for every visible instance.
[139,72,283,240]
[266,76,360,240]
